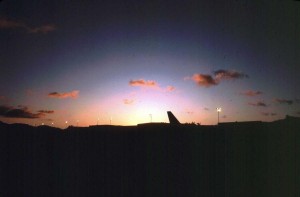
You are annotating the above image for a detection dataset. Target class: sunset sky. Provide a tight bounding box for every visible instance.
[0,0,299,128]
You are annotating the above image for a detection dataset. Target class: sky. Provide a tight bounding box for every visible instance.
[0,0,300,128]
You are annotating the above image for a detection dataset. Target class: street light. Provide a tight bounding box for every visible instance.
[216,107,221,124]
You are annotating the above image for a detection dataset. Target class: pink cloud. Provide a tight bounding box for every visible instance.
[0,18,24,28]
[191,74,218,87]
[240,90,263,96]
[129,79,176,93]
[0,18,56,34]
[187,69,248,88]
[166,86,175,92]
[27,24,56,34]
[48,90,79,99]
[123,99,135,105]
[129,79,158,88]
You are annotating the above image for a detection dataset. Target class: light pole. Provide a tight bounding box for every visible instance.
[149,114,152,123]
[216,108,221,124]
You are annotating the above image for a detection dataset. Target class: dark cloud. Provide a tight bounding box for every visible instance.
[37,110,54,114]
[248,101,267,107]
[0,105,53,119]
[222,115,227,119]
[191,74,218,87]
[203,107,209,111]
[0,105,12,115]
[295,99,300,104]
[261,112,277,116]
[0,105,40,119]
[48,90,79,99]
[214,69,249,80]
[0,18,56,34]
[275,98,293,105]
[186,111,194,115]
[240,90,263,96]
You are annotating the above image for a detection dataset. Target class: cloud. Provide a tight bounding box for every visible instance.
[123,99,135,105]
[0,95,8,101]
[0,18,56,34]
[27,24,56,34]
[48,90,79,99]
[203,107,209,111]
[186,110,194,115]
[129,79,175,92]
[248,101,267,107]
[0,18,24,28]
[187,69,248,88]
[37,110,54,114]
[129,79,158,88]
[214,69,249,80]
[222,115,227,119]
[275,98,293,105]
[166,86,175,92]
[261,112,277,116]
[0,105,53,119]
[240,90,263,96]
[191,74,218,87]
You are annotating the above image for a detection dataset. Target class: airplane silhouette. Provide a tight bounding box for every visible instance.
[167,111,180,125]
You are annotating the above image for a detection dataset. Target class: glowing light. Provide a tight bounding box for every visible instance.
[216,107,222,124]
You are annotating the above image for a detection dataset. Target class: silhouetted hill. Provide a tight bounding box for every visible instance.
[0,117,299,197]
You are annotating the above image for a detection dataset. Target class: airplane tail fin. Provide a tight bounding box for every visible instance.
[167,111,180,124]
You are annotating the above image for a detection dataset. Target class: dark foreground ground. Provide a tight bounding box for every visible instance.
[0,117,299,197]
